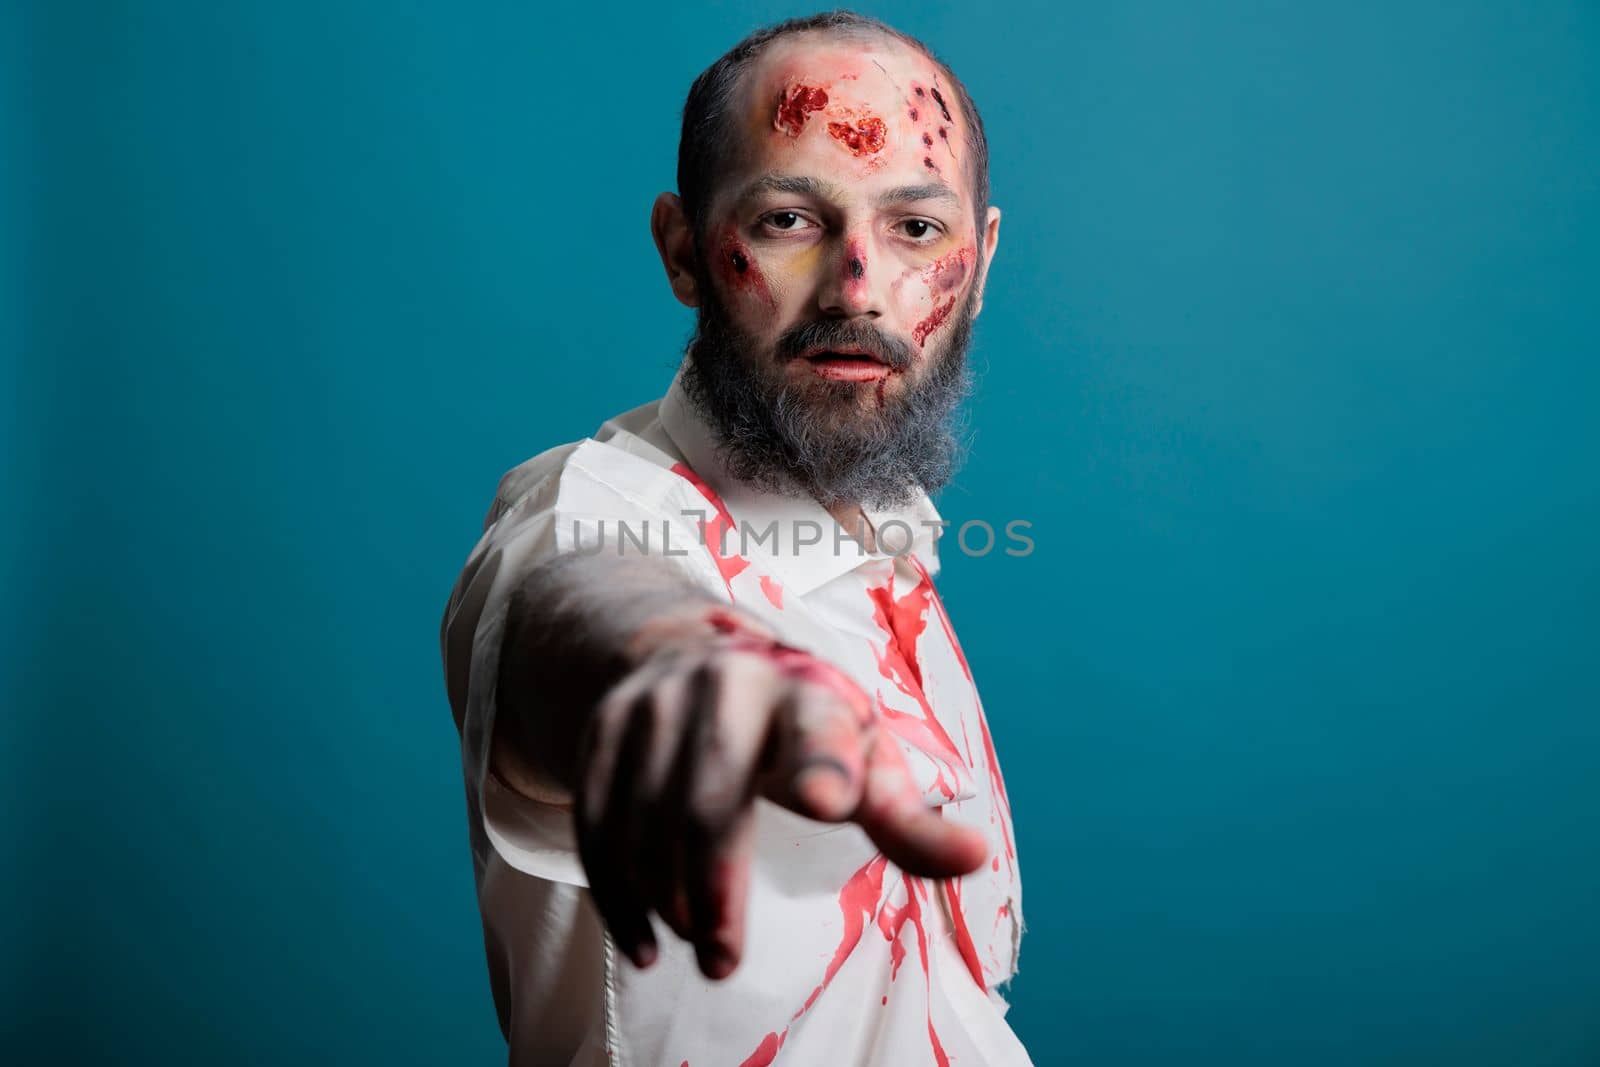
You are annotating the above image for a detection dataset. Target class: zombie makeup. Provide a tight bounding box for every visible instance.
[903,76,962,180]
[716,226,778,312]
[909,244,977,349]
[767,61,893,173]
[774,83,830,137]
[684,44,986,494]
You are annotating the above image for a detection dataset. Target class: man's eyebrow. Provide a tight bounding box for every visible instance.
[733,175,963,212]
[734,174,848,203]
[876,183,963,210]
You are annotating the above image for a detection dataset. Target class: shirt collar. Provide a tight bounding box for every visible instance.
[658,361,944,596]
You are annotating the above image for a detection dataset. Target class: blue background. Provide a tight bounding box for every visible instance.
[9,2,1598,1063]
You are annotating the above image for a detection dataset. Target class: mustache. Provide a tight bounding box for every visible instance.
[774,318,915,371]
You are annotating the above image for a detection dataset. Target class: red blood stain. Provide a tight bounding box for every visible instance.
[908,107,919,121]
[686,491,1012,1067]
[912,295,957,348]
[869,569,930,689]
[922,132,934,147]
[808,853,888,1012]
[734,851,887,1067]
[670,462,750,599]
[759,574,784,609]
[735,797,967,1065]
[705,607,749,635]
[992,856,1000,872]
[711,629,874,724]
[876,875,914,981]
[923,245,975,296]
[938,127,948,141]
[716,230,775,310]
[874,690,956,800]
[908,554,1016,864]
[913,85,926,98]
[827,116,887,156]
[866,569,969,800]
[930,86,953,122]
[876,877,953,1067]
[870,553,1010,989]
[774,84,828,136]
[923,156,939,174]
[941,876,987,989]
[738,1031,784,1067]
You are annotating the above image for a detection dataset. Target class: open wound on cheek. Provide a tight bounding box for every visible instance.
[913,297,956,348]
[911,247,974,348]
[775,84,829,136]
[717,230,776,310]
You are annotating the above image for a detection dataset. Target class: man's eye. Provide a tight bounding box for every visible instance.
[765,211,805,230]
[899,219,939,240]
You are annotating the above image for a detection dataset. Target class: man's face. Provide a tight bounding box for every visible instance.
[667,35,1000,508]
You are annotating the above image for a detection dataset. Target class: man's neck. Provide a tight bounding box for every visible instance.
[823,499,877,554]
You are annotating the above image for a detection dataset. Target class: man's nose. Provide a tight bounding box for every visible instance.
[816,235,882,318]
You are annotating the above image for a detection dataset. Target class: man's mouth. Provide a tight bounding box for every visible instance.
[799,346,894,383]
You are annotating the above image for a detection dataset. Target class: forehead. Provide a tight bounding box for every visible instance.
[721,34,971,204]
[747,34,943,98]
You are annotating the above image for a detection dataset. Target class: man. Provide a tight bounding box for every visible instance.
[440,11,1027,1064]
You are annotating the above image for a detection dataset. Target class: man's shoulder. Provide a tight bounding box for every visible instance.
[487,394,694,525]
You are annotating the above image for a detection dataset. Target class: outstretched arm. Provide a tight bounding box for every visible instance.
[478,549,989,979]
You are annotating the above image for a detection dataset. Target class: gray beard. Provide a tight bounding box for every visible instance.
[679,273,979,511]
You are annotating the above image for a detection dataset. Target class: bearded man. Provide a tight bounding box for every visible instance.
[441,11,1028,1064]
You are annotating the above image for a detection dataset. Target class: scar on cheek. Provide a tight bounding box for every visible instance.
[923,156,940,174]
[774,84,829,136]
[930,86,953,122]
[827,116,887,156]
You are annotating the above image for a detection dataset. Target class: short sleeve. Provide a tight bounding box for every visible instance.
[439,439,726,886]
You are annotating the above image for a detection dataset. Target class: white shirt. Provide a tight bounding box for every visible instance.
[440,367,1028,1066]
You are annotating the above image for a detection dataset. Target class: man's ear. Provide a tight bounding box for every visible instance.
[971,205,1001,319]
[651,192,701,309]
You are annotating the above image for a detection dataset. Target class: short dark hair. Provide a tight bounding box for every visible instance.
[676,10,990,248]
